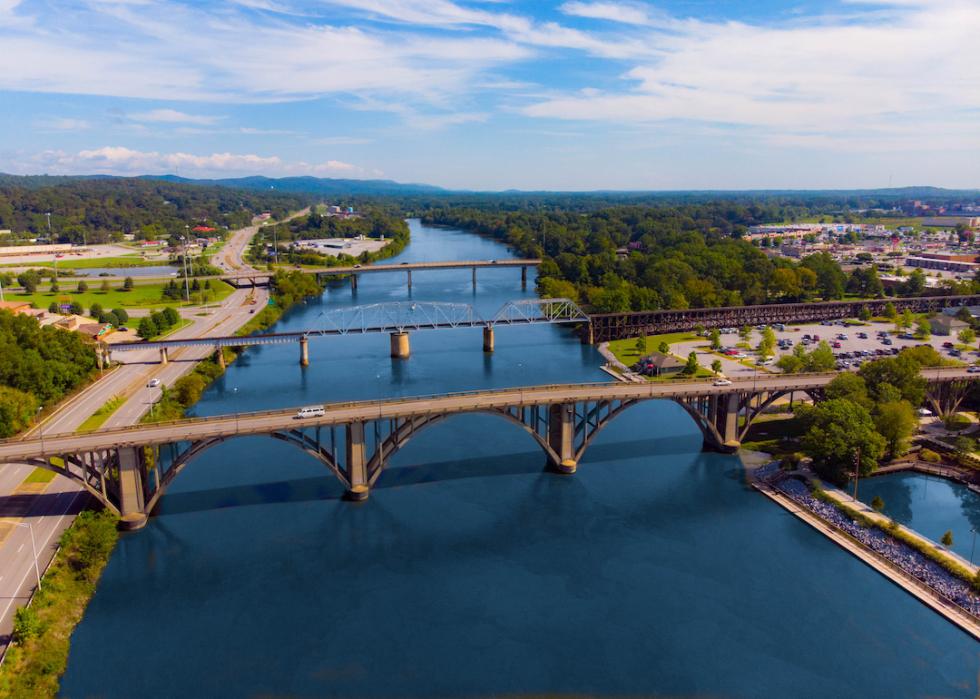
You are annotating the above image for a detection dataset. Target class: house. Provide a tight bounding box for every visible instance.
[77,322,112,339]
[0,300,33,315]
[930,314,969,336]
[634,351,685,377]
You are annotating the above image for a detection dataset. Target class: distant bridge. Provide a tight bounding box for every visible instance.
[589,294,980,343]
[220,258,541,290]
[108,299,589,364]
[0,367,972,529]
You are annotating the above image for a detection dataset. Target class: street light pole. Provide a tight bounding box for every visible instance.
[36,406,45,455]
[853,446,861,501]
[15,522,41,591]
[971,527,977,564]
[179,231,191,302]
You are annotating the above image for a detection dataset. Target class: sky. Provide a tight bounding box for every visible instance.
[0,0,978,190]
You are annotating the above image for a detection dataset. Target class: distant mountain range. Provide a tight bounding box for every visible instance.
[0,173,977,199]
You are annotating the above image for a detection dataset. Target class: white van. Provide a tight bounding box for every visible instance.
[295,405,325,419]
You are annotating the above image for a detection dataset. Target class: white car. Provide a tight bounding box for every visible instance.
[295,405,326,419]
[147,378,161,388]
[733,353,748,359]
[713,378,733,386]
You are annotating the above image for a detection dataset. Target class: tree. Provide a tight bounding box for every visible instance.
[858,306,872,321]
[914,317,931,340]
[902,268,926,296]
[941,530,954,548]
[956,306,974,324]
[884,302,898,321]
[76,280,88,293]
[757,326,776,358]
[122,276,134,291]
[711,359,722,375]
[709,328,721,350]
[17,271,39,293]
[0,385,40,439]
[137,316,158,339]
[739,325,752,343]
[162,306,180,327]
[825,373,871,409]
[898,308,914,330]
[47,301,58,314]
[799,398,886,485]
[113,308,129,324]
[804,341,836,372]
[871,495,885,513]
[658,341,670,355]
[777,354,803,374]
[874,400,917,458]
[89,302,104,319]
[49,280,59,293]
[634,335,648,355]
[859,355,927,406]
[683,351,700,375]
[959,327,976,344]
[100,279,111,293]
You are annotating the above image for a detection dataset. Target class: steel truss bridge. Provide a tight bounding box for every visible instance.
[107,298,589,353]
[0,368,972,530]
[589,294,980,343]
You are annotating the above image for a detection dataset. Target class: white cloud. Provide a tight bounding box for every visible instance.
[525,0,980,151]
[559,1,659,26]
[35,117,91,131]
[20,146,373,178]
[129,109,222,125]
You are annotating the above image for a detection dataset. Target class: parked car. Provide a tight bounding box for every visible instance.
[943,341,955,348]
[881,338,892,345]
[857,332,868,339]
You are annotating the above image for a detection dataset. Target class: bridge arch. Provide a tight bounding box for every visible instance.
[142,430,345,515]
[364,408,562,485]
[23,455,120,515]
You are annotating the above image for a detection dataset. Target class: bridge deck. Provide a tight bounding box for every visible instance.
[1,368,970,461]
[221,258,541,282]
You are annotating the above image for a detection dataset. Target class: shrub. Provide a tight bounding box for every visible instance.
[871,495,885,512]
[13,606,41,642]
[919,448,941,463]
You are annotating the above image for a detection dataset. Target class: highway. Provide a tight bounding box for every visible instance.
[0,210,303,649]
[2,367,973,460]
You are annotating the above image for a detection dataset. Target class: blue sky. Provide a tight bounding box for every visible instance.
[0,0,977,190]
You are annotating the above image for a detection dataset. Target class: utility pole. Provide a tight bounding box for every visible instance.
[181,227,191,302]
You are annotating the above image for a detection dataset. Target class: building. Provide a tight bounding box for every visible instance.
[0,300,33,315]
[77,322,112,339]
[905,254,980,274]
[929,314,969,336]
[634,351,685,377]
[921,216,980,228]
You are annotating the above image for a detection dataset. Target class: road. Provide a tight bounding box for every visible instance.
[0,211,303,649]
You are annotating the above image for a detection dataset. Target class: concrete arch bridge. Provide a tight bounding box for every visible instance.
[0,369,973,530]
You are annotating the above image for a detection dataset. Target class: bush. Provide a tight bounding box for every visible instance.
[76,281,88,293]
[13,606,41,642]
[112,308,129,324]
[919,448,941,463]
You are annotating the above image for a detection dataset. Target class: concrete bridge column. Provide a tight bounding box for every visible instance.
[216,347,226,369]
[299,337,310,367]
[345,421,369,501]
[159,347,169,365]
[118,447,148,530]
[390,332,410,359]
[548,403,577,473]
[712,393,741,453]
[580,323,594,345]
[350,274,358,292]
[407,270,412,289]
[482,326,495,353]
[521,265,527,289]
[472,267,477,290]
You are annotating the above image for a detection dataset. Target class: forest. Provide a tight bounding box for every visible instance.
[420,205,976,312]
[0,176,310,245]
[0,310,98,437]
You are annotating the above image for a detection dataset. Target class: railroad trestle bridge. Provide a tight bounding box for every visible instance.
[0,369,972,530]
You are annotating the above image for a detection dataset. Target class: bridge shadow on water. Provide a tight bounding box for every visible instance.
[155,434,702,519]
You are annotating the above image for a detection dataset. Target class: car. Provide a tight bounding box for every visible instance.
[968,366,980,373]
[757,357,774,366]
[249,309,256,314]
[857,332,868,339]
[295,405,326,419]
[802,334,812,340]
[118,326,129,332]
[147,378,161,388]
[881,338,892,345]
[733,352,748,359]
[837,333,848,340]
[713,378,732,386]
[400,262,409,265]
[353,264,361,268]
[918,407,933,416]
[832,341,841,348]
[943,341,955,348]
[490,259,498,264]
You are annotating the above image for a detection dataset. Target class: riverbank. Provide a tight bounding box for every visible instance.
[751,463,980,639]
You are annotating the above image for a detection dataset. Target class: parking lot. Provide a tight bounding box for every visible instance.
[668,319,979,378]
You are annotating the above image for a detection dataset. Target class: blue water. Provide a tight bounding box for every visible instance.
[857,471,980,562]
[60,220,980,698]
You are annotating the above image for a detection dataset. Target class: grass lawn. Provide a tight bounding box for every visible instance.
[5,279,234,310]
[152,317,193,339]
[0,255,167,270]
[607,331,700,366]
[742,413,806,457]
[76,396,125,434]
[23,468,56,484]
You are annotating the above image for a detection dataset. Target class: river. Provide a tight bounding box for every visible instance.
[60,220,979,698]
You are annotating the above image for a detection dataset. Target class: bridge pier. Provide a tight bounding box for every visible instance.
[351,274,358,293]
[159,347,169,365]
[580,323,594,345]
[472,267,477,290]
[118,447,148,530]
[521,265,527,289]
[299,337,310,367]
[407,270,412,289]
[345,421,369,501]
[711,393,741,453]
[548,403,577,473]
[216,347,226,369]
[390,331,410,359]
[482,326,495,353]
